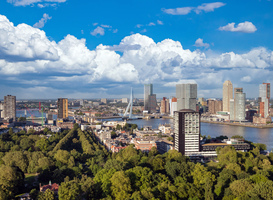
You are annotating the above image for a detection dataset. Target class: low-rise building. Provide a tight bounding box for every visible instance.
[133,138,157,152]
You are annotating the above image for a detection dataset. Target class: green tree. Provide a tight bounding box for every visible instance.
[38,189,55,200]
[229,179,253,197]
[116,124,122,130]
[28,129,36,134]
[9,128,13,135]
[110,171,132,200]
[54,150,70,165]
[18,117,26,122]
[58,180,81,200]
[0,165,25,198]
[111,131,117,139]
[36,138,49,151]
[217,146,238,166]
[2,151,28,172]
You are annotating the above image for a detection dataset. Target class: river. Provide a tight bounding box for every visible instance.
[16,110,273,151]
[102,117,273,151]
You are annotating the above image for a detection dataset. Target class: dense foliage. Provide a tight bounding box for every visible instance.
[0,126,273,199]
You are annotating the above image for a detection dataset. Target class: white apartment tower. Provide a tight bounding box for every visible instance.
[174,109,200,156]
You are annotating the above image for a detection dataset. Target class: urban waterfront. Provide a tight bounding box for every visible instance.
[105,117,273,151]
[16,110,273,151]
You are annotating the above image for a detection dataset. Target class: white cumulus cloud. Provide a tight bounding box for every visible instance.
[0,14,58,62]
[0,14,272,98]
[194,38,210,48]
[219,21,257,33]
[33,13,52,28]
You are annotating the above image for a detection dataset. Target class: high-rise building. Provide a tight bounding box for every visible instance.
[148,94,157,113]
[0,102,4,119]
[160,97,170,114]
[176,83,197,111]
[230,88,246,121]
[174,109,200,155]
[57,98,68,119]
[144,84,156,113]
[169,97,177,116]
[208,99,223,114]
[3,95,16,121]
[259,83,270,118]
[223,80,233,112]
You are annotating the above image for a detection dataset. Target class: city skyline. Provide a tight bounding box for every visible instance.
[0,1,273,98]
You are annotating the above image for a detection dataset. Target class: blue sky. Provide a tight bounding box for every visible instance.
[0,0,272,99]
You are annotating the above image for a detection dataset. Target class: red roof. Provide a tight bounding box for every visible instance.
[41,183,59,192]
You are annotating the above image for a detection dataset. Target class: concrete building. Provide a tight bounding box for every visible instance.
[174,109,200,156]
[57,98,68,119]
[101,98,107,104]
[122,98,128,103]
[223,80,233,112]
[259,83,270,118]
[160,97,170,114]
[176,83,197,111]
[208,99,222,114]
[169,97,177,116]
[230,88,246,121]
[198,97,207,106]
[4,95,16,121]
[144,84,156,113]
[0,102,4,119]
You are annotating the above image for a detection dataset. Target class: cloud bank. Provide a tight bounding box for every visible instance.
[163,2,226,15]
[7,0,66,6]
[0,14,272,98]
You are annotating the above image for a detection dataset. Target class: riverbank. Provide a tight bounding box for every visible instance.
[201,120,273,129]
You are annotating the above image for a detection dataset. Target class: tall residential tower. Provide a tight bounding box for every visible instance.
[223,80,233,112]
[176,83,197,111]
[144,84,156,113]
[57,98,68,119]
[259,83,270,118]
[3,95,16,121]
[174,109,200,156]
[230,88,246,121]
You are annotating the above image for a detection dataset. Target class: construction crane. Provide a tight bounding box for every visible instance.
[25,104,34,124]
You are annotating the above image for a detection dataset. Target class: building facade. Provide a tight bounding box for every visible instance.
[176,83,197,111]
[174,109,200,156]
[4,95,16,121]
[259,83,270,118]
[57,98,68,119]
[169,97,177,116]
[144,84,156,113]
[230,88,246,121]
[160,97,170,114]
[208,99,223,114]
[223,80,233,112]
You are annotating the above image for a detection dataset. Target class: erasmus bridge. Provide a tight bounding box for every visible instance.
[123,88,142,120]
